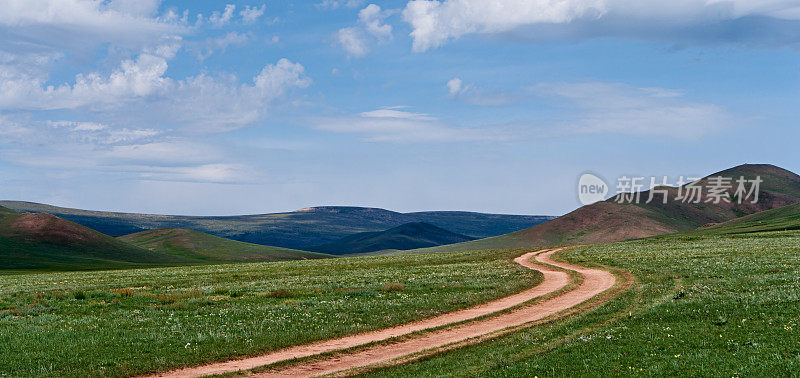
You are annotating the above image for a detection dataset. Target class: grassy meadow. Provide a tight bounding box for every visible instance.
[0,249,538,376]
[362,230,800,377]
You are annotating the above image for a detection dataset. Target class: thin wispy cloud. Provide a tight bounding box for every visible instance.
[0,0,301,186]
[445,77,518,106]
[531,81,736,139]
[315,107,507,142]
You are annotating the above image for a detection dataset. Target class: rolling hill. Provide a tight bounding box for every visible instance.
[118,228,330,262]
[0,202,554,249]
[689,202,800,236]
[415,164,800,252]
[0,206,186,271]
[309,222,476,254]
[0,206,332,271]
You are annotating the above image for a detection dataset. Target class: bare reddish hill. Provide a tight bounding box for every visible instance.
[11,213,103,245]
[417,164,800,252]
[0,207,186,270]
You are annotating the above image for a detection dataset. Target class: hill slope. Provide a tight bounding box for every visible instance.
[416,164,800,252]
[0,206,186,271]
[118,228,330,262]
[0,202,553,249]
[309,222,476,254]
[690,202,800,236]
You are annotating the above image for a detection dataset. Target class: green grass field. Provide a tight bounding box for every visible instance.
[3,202,799,376]
[361,230,800,376]
[0,249,538,376]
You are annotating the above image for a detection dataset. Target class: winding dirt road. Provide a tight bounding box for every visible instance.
[149,249,616,378]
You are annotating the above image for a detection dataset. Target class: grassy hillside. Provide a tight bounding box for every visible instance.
[309,222,475,254]
[416,164,800,253]
[118,228,330,262]
[0,202,553,249]
[365,229,800,376]
[0,249,538,376]
[688,202,800,236]
[0,207,186,271]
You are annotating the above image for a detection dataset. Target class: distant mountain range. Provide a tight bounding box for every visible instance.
[416,164,800,253]
[0,205,329,271]
[5,163,798,271]
[309,222,476,254]
[0,202,555,250]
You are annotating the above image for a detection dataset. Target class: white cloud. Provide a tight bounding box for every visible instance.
[209,4,236,27]
[101,140,211,164]
[0,0,185,53]
[0,45,175,110]
[361,107,434,120]
[0,115,251,183]
[335,27,369,57]
[446,77,465,97]
[532,82,735,138]
[317,0,366,10]
[253,59,313,98]
[402,0,800,51]
[48,120,107,132]
[0,50,311,132]
[359,4,393,39]
[403,0,604,51]
[107,0,162,17]
[160,58,312,132]
[445,77,517,105]
[240,5,267,23]
[315,107,505,142]
[2,117,161,146]
[194,32,249,61]
[0,0,306,186]
[137,164,251,183]
[334,4,394,57]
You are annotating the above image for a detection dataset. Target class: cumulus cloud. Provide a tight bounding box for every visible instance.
[532,81,735,138]
[0,45,311,132]
[446,77,465,97]
[315,107,506,142]
[334,4,394,57]
[359,4,393,39]
[209,4,236,27]
[141,58,312,132]
[240,5,267,23]
[335,27,369,57]
[0,48,172,111]
[402,0,800,51]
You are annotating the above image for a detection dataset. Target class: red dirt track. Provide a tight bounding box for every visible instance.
[148,249,616,377]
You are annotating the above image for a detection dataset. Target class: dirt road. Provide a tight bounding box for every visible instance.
[149,249,616,377]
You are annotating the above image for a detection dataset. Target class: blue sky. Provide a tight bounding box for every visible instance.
[1,0,799,216]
